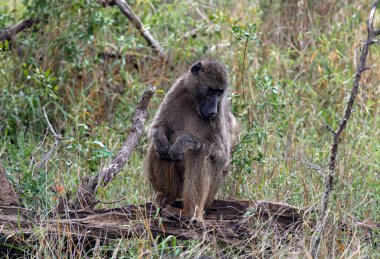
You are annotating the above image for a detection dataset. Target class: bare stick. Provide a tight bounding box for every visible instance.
[0,18,36,43]
[302,160,326,178]
[324,124,335,135]
[71,86,155,210]
[113,0,165,57]
[310,1,380,257]
[35,107,62,171]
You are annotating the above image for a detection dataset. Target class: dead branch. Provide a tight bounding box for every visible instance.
[0,18,36,43]
[70,86,155,210]
[111,0,165,57]
[34,106,63,171]
[310,1,380,257]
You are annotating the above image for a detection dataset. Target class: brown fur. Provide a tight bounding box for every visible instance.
[145,59,238,221]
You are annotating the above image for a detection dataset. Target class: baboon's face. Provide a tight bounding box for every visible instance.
[190,61,227,120]
[198,88,224,119]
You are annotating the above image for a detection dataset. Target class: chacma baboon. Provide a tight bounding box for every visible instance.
[145,59,238,222]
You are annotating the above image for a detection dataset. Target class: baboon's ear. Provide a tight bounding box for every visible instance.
[191,62,202,75]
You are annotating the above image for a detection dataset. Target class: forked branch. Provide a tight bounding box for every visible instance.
[70,86,155,210]
[114,0,164,54]
[100,0,165,57]
[311,1,380,257]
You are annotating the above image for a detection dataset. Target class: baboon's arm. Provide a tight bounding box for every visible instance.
[153,127,229,165]
[151,126,172,161]
[169,134,228,165]
[152,128,202,161]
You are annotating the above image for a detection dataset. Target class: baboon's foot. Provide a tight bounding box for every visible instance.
[154,194,171,208]
[162,205,204,223]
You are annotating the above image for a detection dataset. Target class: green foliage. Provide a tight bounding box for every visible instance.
[66,124,113,171]
[0,7,12,27]
[0,62,60,139]
[232,23,261,45]
[253,73,286,110]
[231,21,287,179]
[5,132,53,211]
[232,122,266,173]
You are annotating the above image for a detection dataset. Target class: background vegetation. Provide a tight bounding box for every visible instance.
[0,0,379,257]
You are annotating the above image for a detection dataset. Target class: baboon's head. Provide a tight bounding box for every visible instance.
[187,59,228,120]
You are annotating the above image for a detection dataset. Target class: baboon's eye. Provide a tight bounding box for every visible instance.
[208,88,224,96]
[216,89,224,95]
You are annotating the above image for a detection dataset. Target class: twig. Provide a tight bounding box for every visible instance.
[254,85,268,105]
[0,18,37,43]
[97,0,114,6]
[241,39,249,102]
[71,86,155,210]
[324,124,336,135]
[310,1,380,257]
[182,27,204,40]
[35,106,62,171]
[195,7,210,23]
[96,196,128,205]
[266,157,327,178]
[302,160,326,178]
[42,107,58,136]
[29,127,49,172]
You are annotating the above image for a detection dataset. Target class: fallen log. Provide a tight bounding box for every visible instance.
[0,199,302,253]
[58,199,304,243]
[1,199,378,255]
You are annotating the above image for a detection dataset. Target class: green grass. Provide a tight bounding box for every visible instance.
[0,0,379,257]
[0,0,25,23]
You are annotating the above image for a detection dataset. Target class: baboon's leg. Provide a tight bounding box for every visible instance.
[205,179,220,209]
[147,152,183,207]
[205,165,228,209]
[181,153,213,221]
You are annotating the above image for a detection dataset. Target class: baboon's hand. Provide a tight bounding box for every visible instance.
[152,127,174,161]
[169,145,184,161]
[179,133,202,151]
[155,143,173,161]
[169,133,202,161]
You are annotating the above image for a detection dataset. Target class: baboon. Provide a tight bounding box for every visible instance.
[145,59,238,221]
